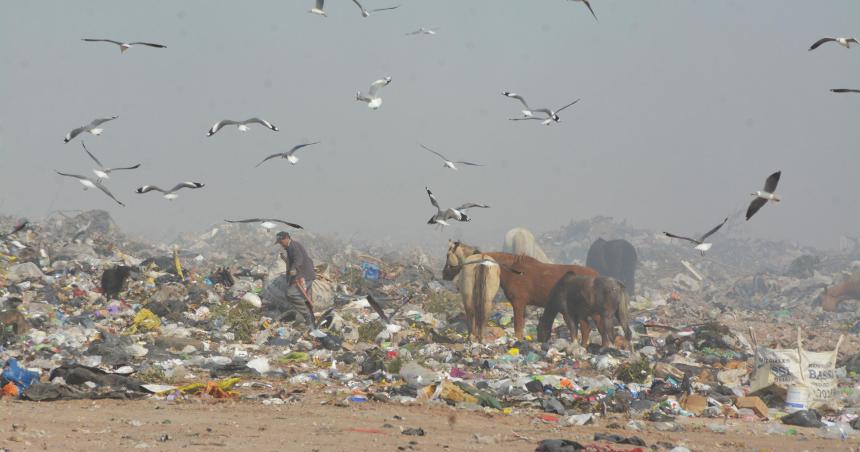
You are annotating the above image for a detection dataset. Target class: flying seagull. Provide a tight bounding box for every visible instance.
[809,37,858,51]
[425,187,489,226]
[224,219,303,229]
[135,182,204,200]
[356,76,392,109]
[663,217,729,256]
[64,116,118,143]
[831,89,860,94]
[255,142,320,167]
[568,0,597,21]
[406,27,438,36]
[502,91,533,117]
[55,171,125,206]
[81,38,167,53]
[309,0,328,16]
[419,144,483,170]
[746,171,781,221]
[206,118,279,137]
[509,98,580,125]
[81,142,140,182]
[352,0,400,17]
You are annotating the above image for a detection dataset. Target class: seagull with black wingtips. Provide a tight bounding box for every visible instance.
[64,116,118,143]
[809,37,858,51]
[419,144,483,171]
[746,171,781,221]
[135,182,204,200]
[224,219,303,230]
[426,187,489,226]
[81,142,140,182]
[663,217,729,256]
[255,142,320,167]
[207,118,278,137]
[81,38,166,53]
[54,171,125,206]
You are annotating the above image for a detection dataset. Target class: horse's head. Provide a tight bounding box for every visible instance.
[442,240,479,280]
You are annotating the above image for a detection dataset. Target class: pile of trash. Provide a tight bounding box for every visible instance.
[2,211,860,445]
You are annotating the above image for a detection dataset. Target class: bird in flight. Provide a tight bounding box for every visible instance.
[255,142,320,167]
[746,171,781,221]
[663,217,729,256]
[81,142,140,182]
[55,171,125,206]
[419,144,483,171]
[426,187,489,226]
[809,37,858,51]
[81,38,167,53]
[64,116,118,143]
[136,182,205,200]
[224,219,303,229]
[207,118,279,137]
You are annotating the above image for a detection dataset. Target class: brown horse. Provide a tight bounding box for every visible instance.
[537,272,632,349]
[444,241,599,339]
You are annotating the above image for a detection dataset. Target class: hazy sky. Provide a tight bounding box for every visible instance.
[1,0,858,251]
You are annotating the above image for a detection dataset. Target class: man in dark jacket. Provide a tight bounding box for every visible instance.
[275,231,315,326]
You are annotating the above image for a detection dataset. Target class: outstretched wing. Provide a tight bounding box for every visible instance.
[81,141,104,168]
[245,117,278,132]
[93,181,125,206]
[420,144,449,161]
[88,116,119,128]
[555,98,581,113]
[371,5,399,12]
[763,171,781,193]
[425,187,440,209]
[64,126,86,143]
[315,0,325,9]
[55,170,87,180]
[105,164,141,172]
[502,91,530,110]
[809,37,835,50]
[580,0,598,21]
[136,185,166,194]
[288,141,320,155]
[454,161,483,166]
[225,218,263,224]
[699,217,729,241]
[82,38,123,46]
[368,77,391,97]
[456,202,489,210]
[255,152,287,167]
[169,182,204,193]
[831,89,860,93]
[509,117,543,121]
[129,42,167,48]
[207,119,238,136]
[266,219,304,229]
[745,198,768,221]
[366,294,391,323]
[663,232,700,245]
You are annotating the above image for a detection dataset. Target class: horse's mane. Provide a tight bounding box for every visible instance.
[453,241,481,255]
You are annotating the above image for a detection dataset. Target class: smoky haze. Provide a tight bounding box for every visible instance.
[1,0,858,251]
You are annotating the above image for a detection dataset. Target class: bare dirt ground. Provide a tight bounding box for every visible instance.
[1,390,855,451]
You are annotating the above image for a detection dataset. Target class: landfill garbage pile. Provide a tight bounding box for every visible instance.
[2,210,860,448]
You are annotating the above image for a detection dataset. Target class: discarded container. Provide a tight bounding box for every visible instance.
[785,386,809,413]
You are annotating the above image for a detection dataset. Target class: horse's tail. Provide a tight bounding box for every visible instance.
[615,282,633,344]
[472,262,488,336]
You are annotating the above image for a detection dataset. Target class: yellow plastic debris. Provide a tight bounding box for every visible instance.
[127,308,161,334]
[173,248,184,280]
[508,347,520,356]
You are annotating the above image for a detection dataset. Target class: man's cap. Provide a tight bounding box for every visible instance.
[274,231,290,243]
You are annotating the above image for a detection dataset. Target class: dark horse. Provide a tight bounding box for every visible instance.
[586,238,637,296]
[537,272,632,349]
[444,241,598,339]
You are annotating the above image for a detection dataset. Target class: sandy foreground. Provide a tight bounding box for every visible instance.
[0,390,856,452]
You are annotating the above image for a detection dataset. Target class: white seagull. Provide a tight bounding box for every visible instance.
[663,217,729,256]
[55,171,125,206]
[352,0,400,17]
[81,38,167,53]
[746,171,781,221]
[809,37,858,51]
[224,219,303,229]
[356,76,392,109]
[426,187,489,226]
[406,27,438,36]
[508,97,581,125]
[419,144,483,170]
[502,91,533,117]
[255,142,320,167]
[831,89,860,94]
[206,118,279,137]
[309,0,328,16]
[64,116,118,143]
[135,182,204,200]
[81,142,140,182]
[567,0,597,21]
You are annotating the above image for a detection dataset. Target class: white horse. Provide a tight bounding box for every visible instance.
[504,227,552,263]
